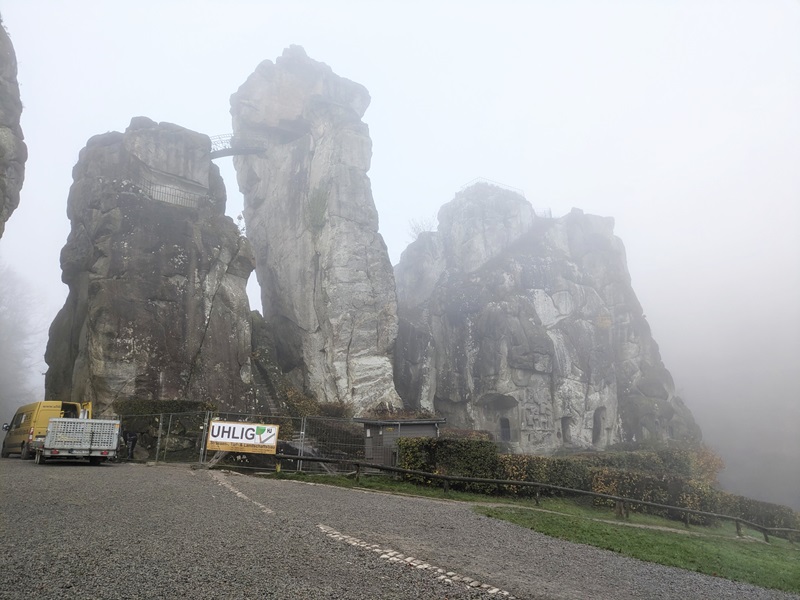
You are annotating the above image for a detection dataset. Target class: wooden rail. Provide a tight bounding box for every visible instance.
[271,453,799,544]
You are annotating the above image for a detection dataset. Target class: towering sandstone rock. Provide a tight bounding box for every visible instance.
[230,46,401,414]
[394,182,700,452]
[0,17,26,238]
[45,117,255,415]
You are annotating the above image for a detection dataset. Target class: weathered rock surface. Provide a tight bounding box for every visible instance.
[0,17,26,238]
[45,117,256,415]
[231,45,401,415]
[394,182,700,452]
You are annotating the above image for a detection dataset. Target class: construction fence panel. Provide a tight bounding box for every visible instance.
[213,413,366,474]
[299,416,366,473]
[115,411,208,464]
[114,411,371,473]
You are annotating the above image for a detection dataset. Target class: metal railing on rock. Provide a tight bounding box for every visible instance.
[459,177,527,198]
[209,134,268,159]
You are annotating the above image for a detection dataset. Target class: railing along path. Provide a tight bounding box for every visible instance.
[265,453,799,545]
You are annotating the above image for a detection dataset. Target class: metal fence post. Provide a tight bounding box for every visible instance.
[163,413,173,462]
[199,411,211,464]
[298,416,306,473]
[154,414,164,464]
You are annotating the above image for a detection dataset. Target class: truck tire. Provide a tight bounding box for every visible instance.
[34,450,46,465]
[20,443,31,460]
[1,444,9,458]
[89,456,102,466]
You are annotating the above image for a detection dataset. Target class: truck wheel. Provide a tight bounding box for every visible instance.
[89,457,102,466]
[20,443,31,460]
[34,451,46,465]
[1,445,9,458]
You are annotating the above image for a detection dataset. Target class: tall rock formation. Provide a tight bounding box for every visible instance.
[45,117,256,415]
[230,46,401,414]
[394,182,700,452]
[0,16,26,238]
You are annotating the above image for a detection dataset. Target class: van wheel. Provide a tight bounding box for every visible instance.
[34,451,46,465]
[1,445,9,458]
[20,443,31,460]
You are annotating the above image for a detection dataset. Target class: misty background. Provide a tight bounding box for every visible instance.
[0,1,797,509]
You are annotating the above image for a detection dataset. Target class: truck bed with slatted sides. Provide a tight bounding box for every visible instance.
[31,418,121,465]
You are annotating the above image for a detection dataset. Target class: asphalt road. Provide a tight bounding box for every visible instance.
[0,458,796,600]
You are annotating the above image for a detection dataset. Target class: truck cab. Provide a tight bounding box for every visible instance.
[1,401,91,459]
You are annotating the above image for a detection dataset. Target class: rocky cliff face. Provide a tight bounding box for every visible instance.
[230,46,401,415]
[45,117,256,415]
[0,17,26,238]
[394,182,700,452]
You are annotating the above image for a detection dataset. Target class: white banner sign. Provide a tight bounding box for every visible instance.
[207,420,279,455]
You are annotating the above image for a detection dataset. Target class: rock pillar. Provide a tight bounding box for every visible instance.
[231,46,401,414]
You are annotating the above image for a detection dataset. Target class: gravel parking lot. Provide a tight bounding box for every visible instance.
[1,459,796,600]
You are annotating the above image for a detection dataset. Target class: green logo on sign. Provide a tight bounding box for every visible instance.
[255,425,275,444]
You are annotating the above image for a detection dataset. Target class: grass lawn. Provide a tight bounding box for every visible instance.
[476,505,799,594]
[262,471,800,594]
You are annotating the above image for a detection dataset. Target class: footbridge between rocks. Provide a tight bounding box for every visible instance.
[117,134,269,209]
[209,134,268,159]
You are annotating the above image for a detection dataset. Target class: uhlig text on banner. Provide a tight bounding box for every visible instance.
[206,420,279,454]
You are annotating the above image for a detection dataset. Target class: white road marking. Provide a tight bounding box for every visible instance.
[317,524,515,598]
[208,470,274,514]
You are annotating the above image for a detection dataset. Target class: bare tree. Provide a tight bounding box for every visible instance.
[408,214,437,242]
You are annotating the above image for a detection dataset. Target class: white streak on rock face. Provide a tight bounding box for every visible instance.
[532,290,560,327]
[231,46,401,414]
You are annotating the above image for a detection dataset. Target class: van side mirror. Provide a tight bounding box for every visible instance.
[2,423,9,431]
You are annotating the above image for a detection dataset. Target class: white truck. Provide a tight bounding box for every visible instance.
[32,417,121,465]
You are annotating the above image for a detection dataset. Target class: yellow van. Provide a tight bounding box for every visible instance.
[2,401,91,459]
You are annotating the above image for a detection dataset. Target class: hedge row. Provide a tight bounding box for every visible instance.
[716,490,799,531]
[397,437,501,493]
[395,438,798,530]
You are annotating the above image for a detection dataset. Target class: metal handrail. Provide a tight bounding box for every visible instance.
[208,133,268,158]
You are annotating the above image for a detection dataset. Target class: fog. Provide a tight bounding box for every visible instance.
[1,1,798,508]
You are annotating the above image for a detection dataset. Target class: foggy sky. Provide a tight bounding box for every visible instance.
[1,1,798,509]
